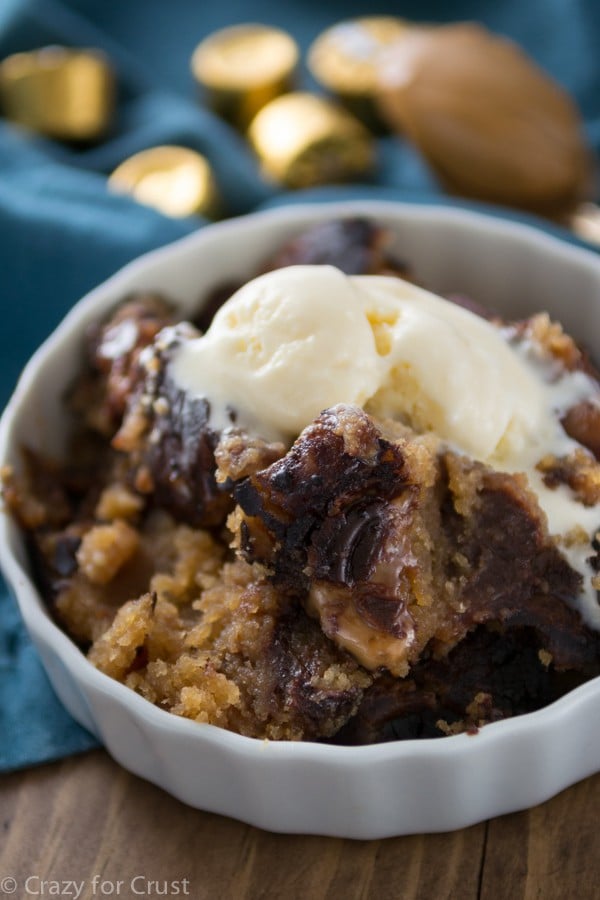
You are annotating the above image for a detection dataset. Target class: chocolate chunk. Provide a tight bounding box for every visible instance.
[113,326,232,528]
[262,217,409,277]
[74,294,174,437]
[234,405,417,594]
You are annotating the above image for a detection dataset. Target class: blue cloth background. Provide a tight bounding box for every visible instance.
[1,0,599,772]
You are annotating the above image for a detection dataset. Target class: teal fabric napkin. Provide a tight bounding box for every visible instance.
[1,0,599,772]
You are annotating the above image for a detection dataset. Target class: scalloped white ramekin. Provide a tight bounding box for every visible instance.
[2,201,600,839]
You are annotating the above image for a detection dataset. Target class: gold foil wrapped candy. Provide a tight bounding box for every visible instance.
[108,146,219,219]
[0,46,114,141]
[191,24,299,130]
[308,16,411,130]
[248,92,374,189]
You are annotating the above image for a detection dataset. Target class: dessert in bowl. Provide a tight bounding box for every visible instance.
[1,201,600,838]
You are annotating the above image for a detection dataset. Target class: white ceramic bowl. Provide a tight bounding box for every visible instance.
[2,201,600,839]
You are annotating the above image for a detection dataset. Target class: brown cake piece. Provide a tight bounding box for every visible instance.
[109,322,232,528]
[2,448,74,531]
[234,404,599,680]
[335,625,597,743]
[441,454,598,670]
[561,403,600,460]
[537,448,600,505]
[234,405,442,676]
[70,294,174,438]
[83,545,371,740]
[186,560,372,740]
[262,217,409,277]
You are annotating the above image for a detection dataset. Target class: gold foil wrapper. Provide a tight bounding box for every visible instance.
[108,146,220,219]
[248,92,374,189]
[0,46,114,141]
[191,24,299,130]
[308,17,411,130]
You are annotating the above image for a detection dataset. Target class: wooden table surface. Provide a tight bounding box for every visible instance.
[1,750,599,900]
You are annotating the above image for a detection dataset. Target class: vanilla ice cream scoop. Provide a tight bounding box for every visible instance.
[172,265,382,439]
[172,263,588,462]
[359,275,550,462]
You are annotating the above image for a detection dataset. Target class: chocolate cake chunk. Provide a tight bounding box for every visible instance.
[262,217,409,277]
[441,455,597,670]
[71,294,174,437]
[110,323,232,528]
[336,626,596,744]
[234,404,599,679]
[234,405,442,676]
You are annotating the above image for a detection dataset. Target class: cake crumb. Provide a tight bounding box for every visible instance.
[95,484,143,522]
[77,520,140,584]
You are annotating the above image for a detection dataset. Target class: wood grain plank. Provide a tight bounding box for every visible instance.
[378,828,487,900]
[480,775,600,900]
[1,751,599,900]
